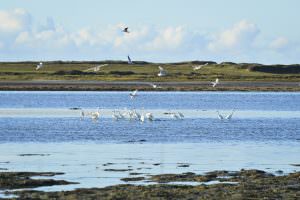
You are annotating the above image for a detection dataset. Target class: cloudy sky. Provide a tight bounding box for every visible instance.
[0,0,299,63]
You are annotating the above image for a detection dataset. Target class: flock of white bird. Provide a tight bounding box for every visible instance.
[79,89,235,122]
[35,26,220,87]
[36,26,232,122]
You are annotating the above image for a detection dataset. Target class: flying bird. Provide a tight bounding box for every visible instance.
[130,89,138,99]
[192,63,208,71]
[149,83,162,89]
[123,27,130,33]
[36,62,43,70]
[158,66,167,77]
[211,78,219,87]
[127,55,133,64]
[85,64,108,72]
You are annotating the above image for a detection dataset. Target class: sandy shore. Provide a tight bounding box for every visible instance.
[0,80,299,91]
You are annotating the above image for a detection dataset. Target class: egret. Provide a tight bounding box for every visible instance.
[158,66,167,77]
[192,63,208,71]
[211,78,219,87]
[36,62,43,70]
[130,89,138,99]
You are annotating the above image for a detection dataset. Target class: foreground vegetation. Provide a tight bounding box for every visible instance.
[1,169,300,199]
[1,61,300,82]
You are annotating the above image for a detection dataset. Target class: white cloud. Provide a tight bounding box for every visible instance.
[269,37,289,50]
[0,8,299,64]
[208,20,259,53]
[145,26,185,51]
[0,8,31,33]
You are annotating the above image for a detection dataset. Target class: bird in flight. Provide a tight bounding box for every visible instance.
[123,27,130,33]
[127,55,133,64]
[192,63,208,71]
[211,78,219,87]
[149,83,162,89]
[130,89,138,99]
[158,66,167,77]
[36,62,43,70]
[85,64,108,72]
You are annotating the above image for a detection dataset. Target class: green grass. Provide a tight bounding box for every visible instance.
[0,62,300,82]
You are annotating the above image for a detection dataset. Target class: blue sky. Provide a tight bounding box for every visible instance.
[0,0,300,63]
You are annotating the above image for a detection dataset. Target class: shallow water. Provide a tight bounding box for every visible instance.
[0,91,299,192]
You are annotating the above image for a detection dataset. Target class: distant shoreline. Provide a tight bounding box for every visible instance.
[0,80,299,91]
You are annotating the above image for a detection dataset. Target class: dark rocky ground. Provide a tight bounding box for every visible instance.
[1,169,300,199]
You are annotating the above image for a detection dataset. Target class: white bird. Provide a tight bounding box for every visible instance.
[127,55,133,64]
[225,110,235,120]
[216,111,224,120]
[158,66,167,77]
[91,111,100,121]
[85,64,108,72]
[140,114,145,123]
[36,62,43,70]
[171,113,181,120]
[192,63,208,71]
[211,78,219,87]
[80,110,85,120]
[178,112,184,119]
[130,89,138,99]
[149,83,161,89]
[112,110,122,121]
[123,27,130,33]
[145,112,154,121]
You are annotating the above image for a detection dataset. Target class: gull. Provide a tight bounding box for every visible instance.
[127,55,133,64]
[85,64,108,72]
[192,63,208,71]
[211,78,219,87]
[158,66,167,77]
[225,110,235,120]
[36,62,43,70]
[123,27,130,33]
[130,89,138,99]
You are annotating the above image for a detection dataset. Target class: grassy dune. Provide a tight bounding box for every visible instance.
[0,61,300,82]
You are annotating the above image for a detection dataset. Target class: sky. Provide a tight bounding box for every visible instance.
[0,0,300,63]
